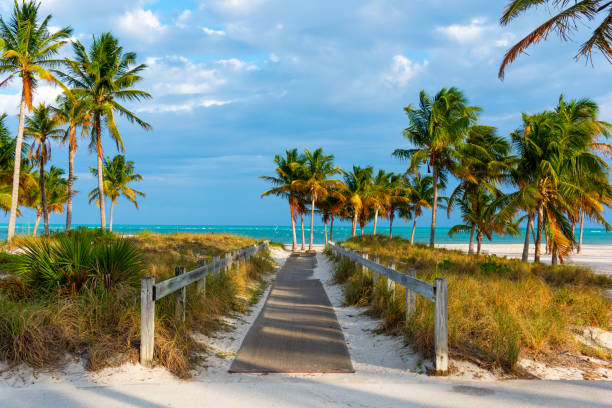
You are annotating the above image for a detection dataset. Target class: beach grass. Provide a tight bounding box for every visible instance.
[0,231,275,377]
[328,235,612,373]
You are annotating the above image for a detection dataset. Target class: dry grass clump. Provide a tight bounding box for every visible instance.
[329,235,612,373]
[0,231,275,378]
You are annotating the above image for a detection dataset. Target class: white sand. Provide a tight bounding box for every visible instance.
[1,247,612,407]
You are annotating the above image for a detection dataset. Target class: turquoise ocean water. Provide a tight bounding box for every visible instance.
[2,224,611,245]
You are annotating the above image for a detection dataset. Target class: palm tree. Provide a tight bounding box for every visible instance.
[403,175,435,244]
[30,166,68,235]
[370,170,389,235]
[499,0,612,79]
[58,33,151,232]
[0,0,72,243]
[24,103,63,234]
[384,173,409,238]
[261,149,305,251]
[343,166,373,237]
[52,94,91,231]
[393,88,480,247]
[294,148,343,250]
[88,155,144,232]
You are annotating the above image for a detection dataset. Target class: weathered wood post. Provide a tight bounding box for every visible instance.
[175,266,186,323]
[372,256,380,288]
[388,262,396,301]
[196,259,206,294]
[225,252,231,274]
[434,278,449,374]
[140,276,155,367]
[213,256,220,276]
[362,253,369,277]
[405,268,416,322]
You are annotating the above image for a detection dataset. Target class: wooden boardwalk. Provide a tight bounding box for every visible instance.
[229,253,354,373]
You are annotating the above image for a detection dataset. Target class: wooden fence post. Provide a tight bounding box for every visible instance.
[175,266,186,323]
[372,256,380,287]
[388,262,396,300]
[434,278,449,374]
[213,256,220,276]
[362,253,369,277]
[196,260,206,294]
[405,268,416,322]
[140,276,155,367]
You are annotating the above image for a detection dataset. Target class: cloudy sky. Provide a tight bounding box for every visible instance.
[0,0,610,227]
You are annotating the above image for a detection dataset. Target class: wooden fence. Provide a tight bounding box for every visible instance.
[327,242,448,375]
[140,241,269,367]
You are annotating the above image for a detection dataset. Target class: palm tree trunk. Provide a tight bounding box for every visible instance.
[468,226,475,254]
[373,208,378,235]
[309,193,315,250]
[429,164,438,248]
[551,245,558,265]
[109,201,114,232]
[410,216,417,244]
[389,212,394,238]
[360,225,364,236]
[39,157,49,235]
[534,202,544,263]
[32,213,41,236]
[66,139,75,231]
[300,212,305,250]
[7,90,28,244]
[330,215,334,242]
[324,219,328,245]
[476,232,482,255]
[95,117,107,231]
[351,211,357,237]
[522,211,533,262]
[578,210,584,254]
[290,201,297,251]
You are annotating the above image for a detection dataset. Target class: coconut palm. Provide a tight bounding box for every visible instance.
[52,94,91,231]
[370,170,389,235]
[402,175,436,245]
[261,149,305,251]
[294,148,343,250]
[393,87,480,247]
[343,166,373,237]
[58,33,151,232]
[0,0,72,243]
[499,0,612,79]
[24,103,63,235]
[30,166,68,235]
[88,155,145,232]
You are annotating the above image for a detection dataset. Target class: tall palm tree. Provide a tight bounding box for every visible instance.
[393,88,480,247]
[30,166,68,235]
[58,33,151,232]
[261,149,305,251]
[343,166,373,237]
[403,175,435,244]
[52,94,91,231]
[24,103,63,235]
[0,0,71,243]
[88,155,144,232]
[499,0,612,79]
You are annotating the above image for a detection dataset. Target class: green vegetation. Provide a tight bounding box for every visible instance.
[0,231,275,377]
[329,235,611,373]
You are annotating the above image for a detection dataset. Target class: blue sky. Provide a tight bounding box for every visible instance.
[0,0,611,228]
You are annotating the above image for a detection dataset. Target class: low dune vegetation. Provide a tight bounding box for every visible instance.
[0,229,275,378]
[327,235,612,375]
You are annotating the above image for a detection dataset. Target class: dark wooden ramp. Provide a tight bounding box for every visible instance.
[229,253,354,373]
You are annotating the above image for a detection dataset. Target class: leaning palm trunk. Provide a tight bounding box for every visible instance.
[300,212,305,250]
[39,157,49,235]
[578,211,584,254]
[351,211,357,237]
[309,193,315,250]
[95,118,106,231]
[468,226,475,254]
[373,208,378,235]
[410,216,417,244]
[534,202,544,263]
[522,211,533,262]
[32,213,41,236]
[289,202,297,251]
[66,137,75,231]
[429,164,439,247]
[7,91,28,243]
[389,212,394,238]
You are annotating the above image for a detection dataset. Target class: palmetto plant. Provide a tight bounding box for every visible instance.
[0,0,72,243]
[58,33,151,232]
[261,148,306,251]
[499,0,612,79]
[24,103,64,235]
[52,94,92,231]
[393,87,480,247]
[88,155,145,232]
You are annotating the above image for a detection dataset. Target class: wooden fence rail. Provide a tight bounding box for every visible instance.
[140,241,269,367]
[327,242,448,375]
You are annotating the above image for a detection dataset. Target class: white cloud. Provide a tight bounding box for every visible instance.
[203,27,227,36]
[117,8,166,40]
[219,58,257,71]
[384,55,427,86]
[214,0,267,15]
[0,85,63,115]
[176,9,192,28]
[269,53,280,63]
[436,18,487,43]
[138,99,234,113]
